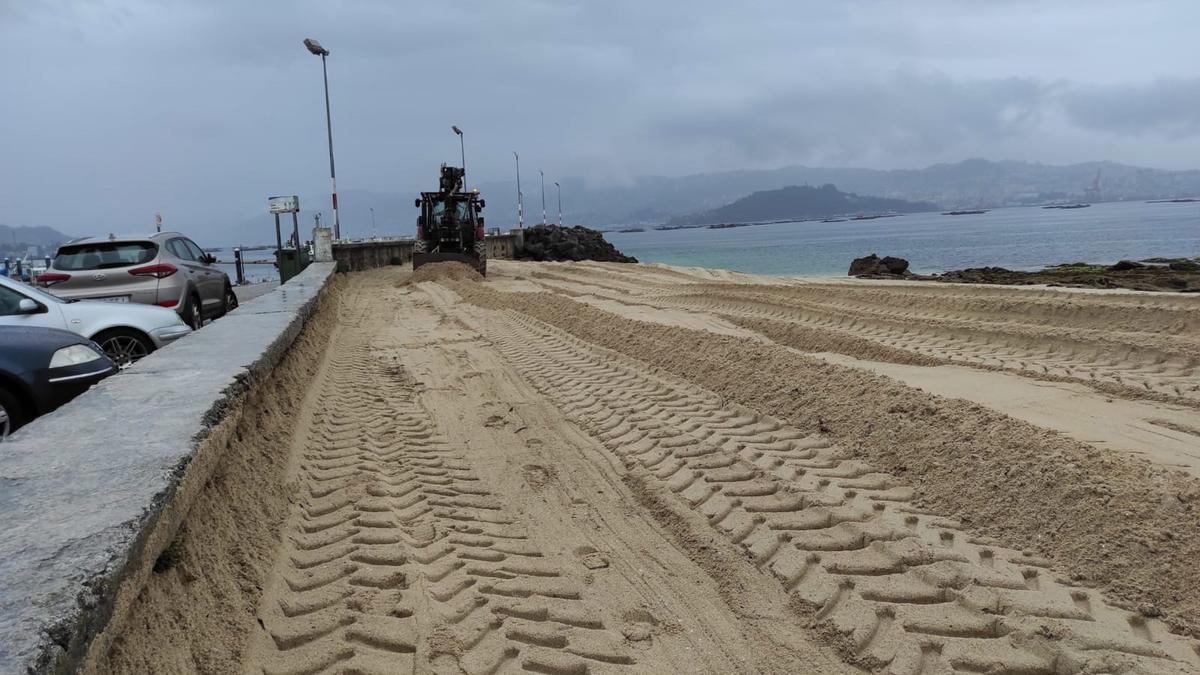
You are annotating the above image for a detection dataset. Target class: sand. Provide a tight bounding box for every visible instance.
[91,261,1200,674]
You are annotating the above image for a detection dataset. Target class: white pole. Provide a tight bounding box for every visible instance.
[513,151,523,229]
[540,170,546,226]
[555,182,562,226]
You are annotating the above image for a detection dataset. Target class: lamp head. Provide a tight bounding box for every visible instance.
[303,38,329,56]
[452,125,463,136]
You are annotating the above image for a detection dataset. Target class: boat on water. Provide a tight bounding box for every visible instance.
[1042,203,1090,209]
[942,209,988,216]
[821,218,847,223]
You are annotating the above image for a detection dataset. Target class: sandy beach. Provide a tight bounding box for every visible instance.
[93,260,1200,674]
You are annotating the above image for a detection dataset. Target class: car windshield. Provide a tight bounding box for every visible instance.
[0,275,65,305]
[54,241,157,270]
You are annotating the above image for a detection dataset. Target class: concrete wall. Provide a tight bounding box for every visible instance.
[485,233,518,260]
[0,263,337,674]
[332,238,414,272]
[332,232,521,272]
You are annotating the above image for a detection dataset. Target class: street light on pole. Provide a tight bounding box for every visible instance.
[513,151,523,230]
[555,181,562,226]
[452,125,466,186]
[540,170,547,226]
[370,207,376,239]
[303,37,341,240]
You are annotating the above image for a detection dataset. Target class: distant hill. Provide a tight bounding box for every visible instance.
[209,158,1200,243]
[668,184,939,226]
[472,159,1200,229]
[0,224,72,255]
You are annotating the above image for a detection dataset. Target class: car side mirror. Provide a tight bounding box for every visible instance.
[478,199,486,209]
[203,253,217,264]
[414,198,422,208]
[17,298,43,314]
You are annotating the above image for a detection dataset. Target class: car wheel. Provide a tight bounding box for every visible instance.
[0,386,28,440]
[221,285,238,317]
[185,293,203,329]
[93,328,155,369]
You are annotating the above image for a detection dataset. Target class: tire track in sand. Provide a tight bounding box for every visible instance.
[478,308,1200,675]
[246,316,641,674]
[524,266,1200,405]
[661,292,1200,405]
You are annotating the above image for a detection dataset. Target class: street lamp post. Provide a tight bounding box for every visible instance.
[555,182,562,226]
[303,38,341,240]
[452,126,466,185]
[540,170,547,226]
[370,207,376,239]
[513,151,523,229]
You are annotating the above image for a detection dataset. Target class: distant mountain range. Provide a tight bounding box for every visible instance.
[668,184,938,226]
[186,158,1200,244]
[471,159,1200,230]
[0,224,72,256]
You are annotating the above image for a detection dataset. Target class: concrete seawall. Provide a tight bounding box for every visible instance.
[331,232,521,272]
[0,263,336,674]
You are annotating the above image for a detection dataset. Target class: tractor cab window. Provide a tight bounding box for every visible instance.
[431,202,446,219]
[455,201,473,222]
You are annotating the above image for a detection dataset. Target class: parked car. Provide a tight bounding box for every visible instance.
[0,326,117,438]
[0,274,190,367]
[39,232,238,328]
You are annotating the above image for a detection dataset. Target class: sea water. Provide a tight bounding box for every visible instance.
[604,201,1200,276]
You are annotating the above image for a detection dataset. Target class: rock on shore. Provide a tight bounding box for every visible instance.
[516,225,637,263]
[848,253,910,277]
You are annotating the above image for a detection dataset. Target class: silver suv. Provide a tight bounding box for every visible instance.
[41,232,237,328]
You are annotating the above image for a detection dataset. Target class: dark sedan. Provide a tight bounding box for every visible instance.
[0,326,117,438]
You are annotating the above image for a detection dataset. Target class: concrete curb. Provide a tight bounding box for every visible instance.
[0,263,336,674]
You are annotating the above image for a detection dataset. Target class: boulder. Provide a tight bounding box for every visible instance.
[849,254,910,277]
[1108,260,1144,272]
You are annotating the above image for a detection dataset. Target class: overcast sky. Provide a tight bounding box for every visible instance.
[2,0,1199,239]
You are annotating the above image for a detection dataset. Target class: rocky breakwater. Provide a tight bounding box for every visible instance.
[849,253,1200,292]
[935,258,1200,292]
[516,225,638,263]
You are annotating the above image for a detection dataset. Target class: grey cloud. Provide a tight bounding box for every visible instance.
[2,0,1200,241]
[647,74,1050,168]
[1060,78,1200,138]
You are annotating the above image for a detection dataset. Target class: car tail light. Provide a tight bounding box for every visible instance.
[36,272,71,287]
[129,263,177,279]
[157,299,179,308]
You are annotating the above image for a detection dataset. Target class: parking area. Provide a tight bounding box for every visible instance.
[0,267,282,438]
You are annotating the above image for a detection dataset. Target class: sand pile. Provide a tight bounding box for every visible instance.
[399,261,484,286]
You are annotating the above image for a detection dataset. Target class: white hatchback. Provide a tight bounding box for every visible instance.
[0,274,190,367]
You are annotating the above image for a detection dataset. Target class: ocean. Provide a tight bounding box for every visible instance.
[214,201,1199,281]
[603,200,1200,276]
